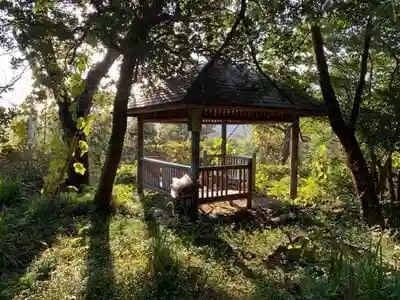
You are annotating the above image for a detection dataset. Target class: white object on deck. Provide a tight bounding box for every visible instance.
[170,174,192,198]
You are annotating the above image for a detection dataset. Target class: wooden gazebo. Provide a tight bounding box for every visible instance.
[128,58,327,212]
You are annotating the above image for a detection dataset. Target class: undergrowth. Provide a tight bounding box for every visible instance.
[1,184,400,299]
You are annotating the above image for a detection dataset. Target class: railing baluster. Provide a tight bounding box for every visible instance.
[201,170,204,199]
[247,158,253,209]
[245,169,248,192]
[225,168,228,195]
[210,170,214,198]
[216,169,220,197]
[206,170,209,198]
[170,167,173,190]
[239,168,242,195]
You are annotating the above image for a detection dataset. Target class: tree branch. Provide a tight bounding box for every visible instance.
[368,54,373,98]
[350,15,373,131]
[209,0,247,63]
[389,54,399,89]
[66,30,87,66]
[310,24,347,133]
[0,65,28,96]
[75,48,120,116]
[243,17,296,106]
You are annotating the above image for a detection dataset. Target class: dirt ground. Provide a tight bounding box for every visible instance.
[199,194,282,215]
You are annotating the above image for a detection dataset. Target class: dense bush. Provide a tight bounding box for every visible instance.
[115,163,137,185]
[0,177,22,207]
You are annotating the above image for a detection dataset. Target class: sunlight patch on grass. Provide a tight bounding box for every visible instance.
[4,189,400,299]
[12,237,89,299]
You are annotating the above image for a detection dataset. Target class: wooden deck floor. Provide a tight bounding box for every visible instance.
[199,193,281,215]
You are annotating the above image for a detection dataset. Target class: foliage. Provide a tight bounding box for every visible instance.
[2,188,400,299]
[253,125,289,164]
[300,244,400,299]
[0,106,20,144]
[0,177,22,207]
[115,163,137,185]
[159,124,189,142]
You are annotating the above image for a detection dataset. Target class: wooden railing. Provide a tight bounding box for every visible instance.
[203,151,256,191]
[141,153,254,208]
[142,157,191,195]
[203,151,254,166]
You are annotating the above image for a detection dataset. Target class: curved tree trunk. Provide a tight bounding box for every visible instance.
[94,53,136,210]
[388,156,396,203]
[369,150,378,188]
[311,24,382,225]
[93,0,193,210]
[39,43,118,192]
[63,49,119,191]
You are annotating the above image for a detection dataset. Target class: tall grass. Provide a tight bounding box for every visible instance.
[0,177,22,207]
[300,241,400,300]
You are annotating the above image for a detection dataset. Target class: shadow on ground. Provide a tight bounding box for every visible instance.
[143,193,380,299]
[142,194,293,299]
[132,198,235,300]
[0,197,91,299]
[85,212,117,300]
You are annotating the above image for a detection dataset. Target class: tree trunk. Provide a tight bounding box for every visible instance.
[42,46,118,192]
[281,126,291,164]
[311,24,382,225]
[369,150,378,188]
[63,49,119,191]
[388,156,396,203]
[377,155,391,199]
[94,53,136,210]
[397,170,400,203]
[340,132,381,223]
[65,132,90,191]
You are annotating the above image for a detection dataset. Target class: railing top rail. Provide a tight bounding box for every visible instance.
[205,154,224,157]
[142,157,191,170]
[200,164,249,171]
[228,155,252,159]
[205,153,252,160]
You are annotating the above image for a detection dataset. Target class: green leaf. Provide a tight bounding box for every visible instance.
[76,53,88,73]
[82,117,94,136]
[73,162,86,175]
[76,117,86,130]
[69,73,85,97]
[78,140,89,156]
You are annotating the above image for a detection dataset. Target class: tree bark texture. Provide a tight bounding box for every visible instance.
[397,170,400,203]
[42,44,118,192]
[311,24,382,225]
[67,49,119,190]
[94,52,135,210]
[93,9,157,208]
[387,156,396,203]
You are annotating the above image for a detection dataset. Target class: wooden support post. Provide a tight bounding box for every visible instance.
[137,117,144,201]
[290,117,300,199]
[252,152,257,190]
[221,123,227,163]
[191,131,201,181]
[188,108,202,219]
[247,158,253,209]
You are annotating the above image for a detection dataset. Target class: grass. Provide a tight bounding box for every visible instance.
[2,183,400,299]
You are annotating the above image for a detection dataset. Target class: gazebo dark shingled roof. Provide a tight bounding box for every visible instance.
[127,58,327,123]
